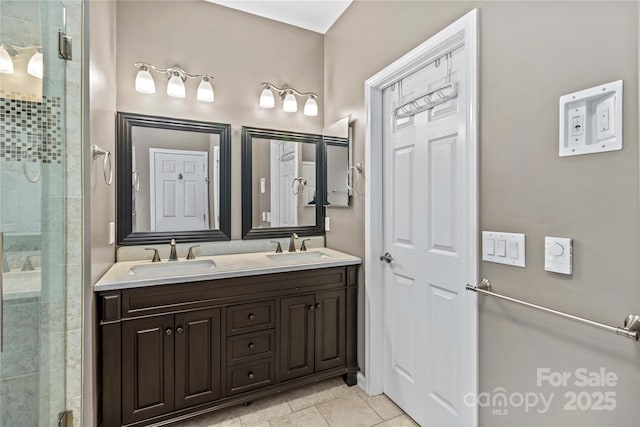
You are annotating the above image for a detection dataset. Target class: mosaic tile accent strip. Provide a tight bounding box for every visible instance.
[0,94,63,164]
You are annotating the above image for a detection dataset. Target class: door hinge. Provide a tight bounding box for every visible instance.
[58,30,72,61]
[58,410,71,427]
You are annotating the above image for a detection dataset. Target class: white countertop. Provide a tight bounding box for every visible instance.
[94,248,361,292]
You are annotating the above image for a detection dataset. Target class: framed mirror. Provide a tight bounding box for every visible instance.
[323,116,351,207]
[116,112,231,245]
[241,126,324,239]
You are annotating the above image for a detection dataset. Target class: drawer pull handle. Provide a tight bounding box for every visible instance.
[248,342,255,350]
[248,313,256,321]
[248,372,255,380]
[176,326,184,334]
[165,328,172,336]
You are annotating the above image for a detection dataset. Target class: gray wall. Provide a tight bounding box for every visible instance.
[324,1,639,426]
[116,0,324,240]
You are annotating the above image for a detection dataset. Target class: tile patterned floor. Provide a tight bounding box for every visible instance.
[171,377,417,427]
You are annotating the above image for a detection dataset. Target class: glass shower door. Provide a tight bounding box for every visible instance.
[0,0,68,425]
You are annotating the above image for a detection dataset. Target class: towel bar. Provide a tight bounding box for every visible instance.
[467,279,640,341]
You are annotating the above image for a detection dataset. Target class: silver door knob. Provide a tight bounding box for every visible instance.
[379,252,394,263]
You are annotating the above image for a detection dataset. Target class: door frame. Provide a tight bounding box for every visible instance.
[362,7,479,418]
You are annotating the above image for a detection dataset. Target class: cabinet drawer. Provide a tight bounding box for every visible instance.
[227,330,274,365]
[226,359,274,396]
[227,300,275,335]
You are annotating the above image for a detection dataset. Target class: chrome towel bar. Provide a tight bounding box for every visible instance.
[467,279,640,341]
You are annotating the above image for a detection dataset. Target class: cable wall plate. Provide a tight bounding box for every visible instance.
[559,80,623,157]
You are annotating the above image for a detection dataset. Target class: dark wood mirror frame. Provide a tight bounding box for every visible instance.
[241,126,325,240]
[116,112,232,245]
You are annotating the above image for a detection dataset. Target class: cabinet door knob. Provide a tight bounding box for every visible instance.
[248,372,255,380]
[315,303,322,309]
[248,313,256,321]
[248,342,255,350]
[176,326,184,334]
[165,328,173,336]
[308,304,315,311]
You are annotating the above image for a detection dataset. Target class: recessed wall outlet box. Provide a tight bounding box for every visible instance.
[482,231,525,268]
[559,80,622,157]
[545,236,572,275]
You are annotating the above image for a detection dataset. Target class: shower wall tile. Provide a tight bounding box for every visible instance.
[0,97,63,163]
[0,373,39,427]
[0,300,40,379]
[65,263,82,332]
[0,1,41,24]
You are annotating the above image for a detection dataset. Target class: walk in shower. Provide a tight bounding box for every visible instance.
[0,0,74,425]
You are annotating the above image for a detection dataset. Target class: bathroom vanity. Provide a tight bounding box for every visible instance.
[95,248,360,427]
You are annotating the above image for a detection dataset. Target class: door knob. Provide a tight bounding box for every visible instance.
[248,372,255,380]
[248,313,256,321]
[176,326,184,334]
[165,328,173,336]
[248,342,255,350]
[380,252,394,263]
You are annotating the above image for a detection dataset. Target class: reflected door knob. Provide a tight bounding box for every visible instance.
[380,252,394,263]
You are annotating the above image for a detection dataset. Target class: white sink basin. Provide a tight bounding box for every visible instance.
[129,259,216,276]
[266,251,330,262]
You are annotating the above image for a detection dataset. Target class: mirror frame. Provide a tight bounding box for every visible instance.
[116,112,232,245]
[241,126,325,239]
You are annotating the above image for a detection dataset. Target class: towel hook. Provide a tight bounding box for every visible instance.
[92,144,113,185]
[22,146,41,183]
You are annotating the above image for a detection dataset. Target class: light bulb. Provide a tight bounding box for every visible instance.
[282,91,297,113]
[135,66,155,94]
[259,85,275,108]
[27,52,43,79]
[303,96,318,117]
[0,45,14,74]
[197,76,214,102]
[166,73,185,98]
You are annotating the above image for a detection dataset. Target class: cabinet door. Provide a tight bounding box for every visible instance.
[278,294,315,381]
[122,315,175,425]
[174,308,222,410]
[315,290,346,372]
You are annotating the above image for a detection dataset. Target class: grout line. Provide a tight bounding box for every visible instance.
[315,404,332,427]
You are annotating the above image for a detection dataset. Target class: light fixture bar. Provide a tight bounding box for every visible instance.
[134,62,214,81]
[260,82,317,98]
[259,82,319,116]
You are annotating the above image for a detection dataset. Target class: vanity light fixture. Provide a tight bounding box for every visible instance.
[27,51,44,79]
[0,45,14,74]
[259,82,319,116]
[134,63,215,102]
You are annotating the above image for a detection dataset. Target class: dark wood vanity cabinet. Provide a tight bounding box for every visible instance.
[97,265,359,427]
[279,290,346,382]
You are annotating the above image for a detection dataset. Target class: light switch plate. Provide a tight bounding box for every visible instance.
[482,231,525,268]
[559,80,623,157]
[545,236,572,275]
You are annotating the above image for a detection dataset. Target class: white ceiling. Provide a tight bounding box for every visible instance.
[205,0,353,34]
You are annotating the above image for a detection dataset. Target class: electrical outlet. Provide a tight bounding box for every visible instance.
[596,97,615,141]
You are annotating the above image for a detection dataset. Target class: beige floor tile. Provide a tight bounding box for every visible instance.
[360,394,403,420]
[269,406,329,427]
[316,394,383,427]
[284,381,337,412]
[321,376,356,398]
[374,414,418,427]
[238,394,292,427]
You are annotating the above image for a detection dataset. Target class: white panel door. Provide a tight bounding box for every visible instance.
[382,45,473,426]
[150,148,209,232]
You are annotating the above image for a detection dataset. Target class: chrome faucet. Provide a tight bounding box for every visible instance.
[288,233,299,252]
[186,245,200,260]
[169,239,178,261]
